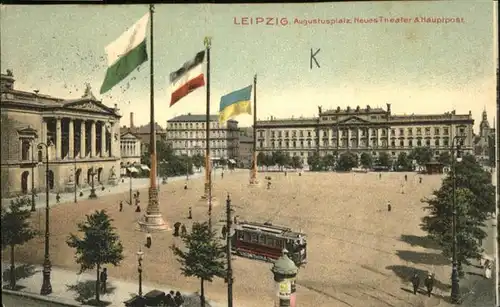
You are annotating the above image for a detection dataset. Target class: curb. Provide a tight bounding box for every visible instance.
[2,288,81,306]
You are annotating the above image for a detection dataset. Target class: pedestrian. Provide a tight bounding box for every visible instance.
[400,183,405,194]
[174,291,184,306]
[221,225,227,239]
[101,185,105,191]
[484,260,492,279]
[411,273,420,295]
[165,293,175,307]
[119,201,123,212]
[221,171,224,179]
[100,267,107,293]
[424,273,434,297]
[379,173,381,179]
[135,203,141,212]
[267,181,271,189]
[419,176,422,184]
[56,193,61,203]
[145,232,152,249]
[184,183,188,190]
[387,202,392,212]
[234,215,239,224]
[188,207,192,219]
[79,191,83,197]
[404,174,408,182]
[136,191,140,198]
[285,171,287,176]
[181,224,187,237]
[135,197,139,206]
[173,222,181,237]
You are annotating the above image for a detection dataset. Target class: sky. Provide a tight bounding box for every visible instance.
[0,2,497,131]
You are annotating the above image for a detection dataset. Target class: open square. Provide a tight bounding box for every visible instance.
[6,170,458,307]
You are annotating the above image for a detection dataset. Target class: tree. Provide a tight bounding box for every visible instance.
[322,154,336,171]
[359,152,373,169]
[487,135,495,167]
[307,152,323,171]
[272,151,287,170]
[1,196,38,289]
[257,152,266,169]
[263,154,274,170]
[422,187,486,275]
[445,154,495,220]
[66,210,124,304]
[377,152,392,168]
[192,153,204,169]
[395,152,412,171]
[291,156,303,169]
[409,147,434,165]
[171,222,226,307]
[437,151,451,166]
[336,152,357,171]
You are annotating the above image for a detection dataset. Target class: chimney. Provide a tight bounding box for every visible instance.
[386,103,391,113]
[130,112,134,128]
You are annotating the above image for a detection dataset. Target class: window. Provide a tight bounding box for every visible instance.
[443,127,449,135]
[425,139,430,146]
[399,140,404,147]
[399,129,404,136]
[409,140,413,147]
[425,128,430,136]
[434,128,440,135]
[323,131,327,137]
[443,138,449,146]
[285,131,289,138]
[416,128,422,135]
[21,140,30,161]
[258,235,265,244]
[267,238,274,247]
[459,128,465,135]
[307,131,311,137]
[417,139,422,146]
[391,129,395,136]
[299,131,304,137]
[434,139,439,146]
[407,128,413,136]
[276,240,284,248]
[238,232,244,241]
[391,141,395,147]
[392,152,396,156]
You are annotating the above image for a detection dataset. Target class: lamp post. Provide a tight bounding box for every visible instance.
[89,167,97,199]
[37,142,52,295]
[30,138,38,212]
[129,166,133,205]
[74,155,77,203]
[450,134,465,304]
[137,249,144,297]
[159,160,168,184]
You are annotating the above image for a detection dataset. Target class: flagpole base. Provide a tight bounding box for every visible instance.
[137,214,170,232]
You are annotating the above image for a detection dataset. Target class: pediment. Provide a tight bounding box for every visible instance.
[64,99,115,114]
[121,132,138,139]
[339,116,369,124]
[17,126,38,137]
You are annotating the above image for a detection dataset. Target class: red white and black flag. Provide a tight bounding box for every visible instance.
[169,50,205,107]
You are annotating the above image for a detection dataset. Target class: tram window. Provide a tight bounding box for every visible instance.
[238,232,244,241]
[251,234,258,243]
[243,233,250,242]
[276,240,284,248]
[267,238,274,246]
[258,235,265,244]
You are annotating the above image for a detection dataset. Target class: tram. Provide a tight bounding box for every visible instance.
[231,221,307,267]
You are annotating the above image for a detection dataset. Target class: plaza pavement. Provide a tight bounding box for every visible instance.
[0,169,492,307]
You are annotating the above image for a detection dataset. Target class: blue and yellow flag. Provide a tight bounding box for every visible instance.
[219,85,252,125]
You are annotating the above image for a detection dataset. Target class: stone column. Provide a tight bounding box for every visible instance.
[56,117,62,160]
[80,121,86,158]
[41,119,47,145]
[347,129,350,148]
[101,122,106,157]
[68,119,74,159]
[376,128,381,148]
[91,121,96,157]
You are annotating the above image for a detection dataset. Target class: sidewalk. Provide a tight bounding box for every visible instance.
[2,170,207,209]
[1,263,221,307]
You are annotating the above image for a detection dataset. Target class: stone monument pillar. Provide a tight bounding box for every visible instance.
[271,249,299,307]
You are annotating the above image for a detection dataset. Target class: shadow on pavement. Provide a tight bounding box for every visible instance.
[395,250,449,266]
[2,263,38,286]
[66,280,115,306]
[400,234,441,250]
[386,265,450,291]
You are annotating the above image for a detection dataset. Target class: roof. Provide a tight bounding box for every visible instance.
[130,123,166,134]
[168,113,237,123]
[322,106,387,115]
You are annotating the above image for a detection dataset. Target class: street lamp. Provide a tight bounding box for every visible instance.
[185,141,189,182]
[73,154,77,204]
[89,167,97,199]
[129,166,133,205]
[37,141,52,295]
[30,138,38,212]
[137,249,144,297]
[450,134,465,304]
[159,160,168,184]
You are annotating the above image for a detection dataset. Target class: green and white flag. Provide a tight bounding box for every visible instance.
[100,13,149,94]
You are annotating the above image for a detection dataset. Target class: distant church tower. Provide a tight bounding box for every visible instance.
[479,108,490,138]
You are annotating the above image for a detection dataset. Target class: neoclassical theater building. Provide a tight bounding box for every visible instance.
[255,104,474,162]
[0,70,121,197]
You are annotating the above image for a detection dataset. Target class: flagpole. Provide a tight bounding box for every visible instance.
[250,74,258,184]
[203,36,214,230]
[138,4,168,232]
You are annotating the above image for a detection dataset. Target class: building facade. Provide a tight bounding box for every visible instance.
[238,135,254,168]
[120,129,142,166]
[255,104,474,163]
[127,112,167,155]
[166,114,239,160]
[0,70,122,197]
